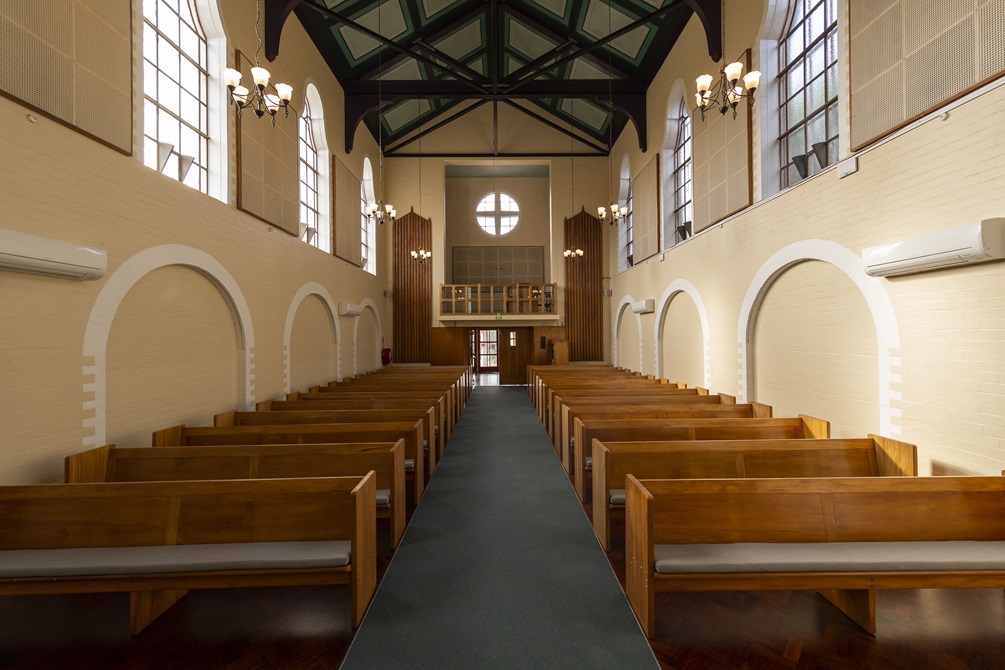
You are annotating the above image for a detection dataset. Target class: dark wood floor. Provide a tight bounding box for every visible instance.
[5,495,1005,669]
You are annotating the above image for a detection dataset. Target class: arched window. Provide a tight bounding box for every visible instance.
[299,84,331,252]
[669,99,692,246]
[299,99,321,249]
[142,0,211,193]
[778,0,838,189]
[475,193,520,236]
[361,157,376,274]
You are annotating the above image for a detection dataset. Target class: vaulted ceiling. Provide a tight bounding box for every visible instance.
[265,0,721,156]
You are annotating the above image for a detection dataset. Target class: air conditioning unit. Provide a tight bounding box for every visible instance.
[862,219,1005,277]
[0,227,107,280]
[632,298,654,314]
[338,301,363,316]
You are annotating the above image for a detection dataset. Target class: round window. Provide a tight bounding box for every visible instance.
[475,192,519,236]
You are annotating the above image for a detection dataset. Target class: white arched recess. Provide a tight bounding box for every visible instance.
[81,245,255,448]
[653,279,711,387]
[612,294,644,372]
[737,240,901,437]
[283,282,341,393]
[351,297,383,375]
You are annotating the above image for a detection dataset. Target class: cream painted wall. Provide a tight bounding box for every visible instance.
[753,261,878,438]
[609,1,1005,476]
[290,295,336,392]
[660,293,705,388]
[106,266,241,450]
[0,2,387,483]
[357,308,380,375]
[616,305,641,372]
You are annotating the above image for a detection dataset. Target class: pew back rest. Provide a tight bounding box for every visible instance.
[576,415,831,450]
[66,441,404,491]
[153,422,422,447]
[633,475,1005,546]
[0,476,373,550]
[597,436,917,485]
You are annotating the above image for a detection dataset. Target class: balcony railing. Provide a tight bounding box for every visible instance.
[440,283,556,316]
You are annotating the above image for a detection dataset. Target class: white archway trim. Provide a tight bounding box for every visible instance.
[613,294,644,372]
[351,297,383,375]
[736,240,901,436]
[662,79,689,151]
[653,279,711,388]
[81,245,255,448]
[283,282,341,393]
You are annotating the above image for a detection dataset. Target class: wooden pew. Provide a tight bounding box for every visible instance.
[217,407,440,478]
[557,402,773,474]
[66,441,408,549]
[321,378,465,430]
[259,397,448,459]
[153,422,426,503]
[593,435,917,550]
[571,415,830,502]
[625,475,1005,638]
[293,391,455,443]
[0,475,376,633]
[550,391,723,448]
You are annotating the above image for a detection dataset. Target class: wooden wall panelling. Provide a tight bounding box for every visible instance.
[430,328,470,366]
[564,209,603,361]
[532,326,568,366]
[393,209,432,363]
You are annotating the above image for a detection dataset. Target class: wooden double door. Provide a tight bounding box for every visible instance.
[471,327,533,385]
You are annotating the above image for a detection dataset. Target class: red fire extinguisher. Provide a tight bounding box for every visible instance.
[381,338,392,367]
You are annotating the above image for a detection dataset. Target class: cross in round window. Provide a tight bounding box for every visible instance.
[476,192,520,235]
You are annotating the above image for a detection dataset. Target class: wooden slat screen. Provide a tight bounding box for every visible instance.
[393,209,432,363]
[334,157,362,266]
[564,208,603,361]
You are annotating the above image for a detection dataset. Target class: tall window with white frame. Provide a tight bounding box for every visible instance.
[361,157,376,275]
[778,0,838,189]
[142,0,210,192]
[671,99,693,247]
[299,98,321,249]
[625,182,634,267]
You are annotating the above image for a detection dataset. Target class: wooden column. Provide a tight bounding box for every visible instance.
[564,208,603,361]
[393,208,432,363]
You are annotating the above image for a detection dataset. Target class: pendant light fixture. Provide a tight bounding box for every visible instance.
[222,0,293,125]
[597,4,627,225]
[694,0,760,121]
[366,4,396,225]
[565,101,583,259]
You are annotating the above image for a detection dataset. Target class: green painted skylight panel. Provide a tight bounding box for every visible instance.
[582,0,648,59]
[421,0,461,19]
[384,99,431,132]
[508,18,559,60]
[561,97,609,131]
[381,59,422,80]
[339,2,409,59]
[467,56,485,75]
[532,0,568,18]
[569,59,611,80]
[433,19,482,60]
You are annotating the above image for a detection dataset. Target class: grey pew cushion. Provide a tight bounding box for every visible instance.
[0,541,352,578]
[653,540,1005,574]
[376,488,391,505]
[405,458,415,471]
[610,488,626,505]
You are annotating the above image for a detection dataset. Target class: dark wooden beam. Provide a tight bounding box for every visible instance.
[263,0,303,62]
[682,0,723,61]
[503,100,609,155]
[384,101,489,155]
[343,78,647,99]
